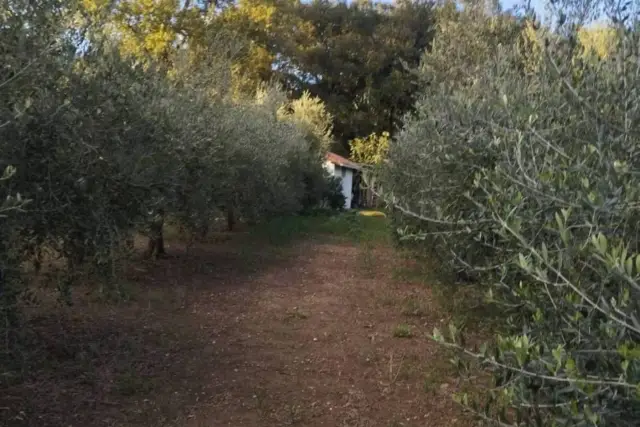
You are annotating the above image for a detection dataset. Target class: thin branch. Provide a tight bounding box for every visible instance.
[547,54,628,136]
[373,188,491,227]
[496,214,640,336]
[455,402,522,427]
[0,43,58,91]
[442,341,638,389]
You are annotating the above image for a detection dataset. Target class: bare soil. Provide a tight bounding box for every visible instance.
[1,229,474,427]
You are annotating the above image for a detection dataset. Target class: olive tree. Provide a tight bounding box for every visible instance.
[382,1,640,425]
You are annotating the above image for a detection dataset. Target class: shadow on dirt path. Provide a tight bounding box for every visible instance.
[1,230,470,427]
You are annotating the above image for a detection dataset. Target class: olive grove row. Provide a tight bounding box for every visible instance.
[380,0,640,425]
[0,1,341,320]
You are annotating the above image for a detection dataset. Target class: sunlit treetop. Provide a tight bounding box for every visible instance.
[577,25,619,59]
[81,0,212,63]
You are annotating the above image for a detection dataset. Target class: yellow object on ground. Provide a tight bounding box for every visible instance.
[357,210,386,217]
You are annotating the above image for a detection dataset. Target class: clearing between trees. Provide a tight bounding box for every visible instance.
[1,214,484,427]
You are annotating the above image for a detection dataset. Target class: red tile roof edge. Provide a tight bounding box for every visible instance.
[325,152,361,170]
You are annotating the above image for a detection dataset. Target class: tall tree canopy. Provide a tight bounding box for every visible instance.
[270,0,436,152]
[79,0,437,153]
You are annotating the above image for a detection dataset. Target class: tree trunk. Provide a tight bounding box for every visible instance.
[124,234,135,252]
[145,210,166,259]
[226,204,235,232]
[199,222,209,240]
[368,175,376,208]
[64,232,85,271]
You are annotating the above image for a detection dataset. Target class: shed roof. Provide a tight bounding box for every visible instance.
[326,152,361,171]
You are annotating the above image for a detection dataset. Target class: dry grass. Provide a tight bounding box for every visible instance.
[1,214,486,427]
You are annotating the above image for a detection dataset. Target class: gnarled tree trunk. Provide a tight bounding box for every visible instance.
[226,204,235,231]
[145,209,166,259]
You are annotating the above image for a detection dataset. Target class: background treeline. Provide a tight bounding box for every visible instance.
[81,0,437,152]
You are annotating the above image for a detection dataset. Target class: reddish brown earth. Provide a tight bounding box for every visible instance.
[1,233,473,427]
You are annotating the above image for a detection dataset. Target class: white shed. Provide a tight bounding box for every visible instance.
[323,152,362,209]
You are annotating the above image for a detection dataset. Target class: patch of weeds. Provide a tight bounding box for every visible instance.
[422,347,459,395]
[401,296,426,317]
[392,263,427,284]
[278,403,304,425]
[392,323,413,338]
[357,240,377,277]
[422,371,447,395]
[391,250,436,285]
[431,282,505,334]
[359,349,379,365]
[249,212,390,247]
[423,376,438,394]
[389,353,422,383]
[115,368,154,396]
[249,216,308,246]
[376,289,397,307]
[234,244,275,270]
[391,248,506,335]
[284,307,309,322]
[357,219,390,245]
[253,387,269,417]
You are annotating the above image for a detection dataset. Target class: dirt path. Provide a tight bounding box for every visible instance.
[179,239,464,427]
[2,235,469,427]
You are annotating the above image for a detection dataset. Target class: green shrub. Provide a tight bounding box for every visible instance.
[324,175,346,211]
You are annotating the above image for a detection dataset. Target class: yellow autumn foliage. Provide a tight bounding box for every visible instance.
[349,132,390,165]
[578,25,618,59]
[518,20,544,74]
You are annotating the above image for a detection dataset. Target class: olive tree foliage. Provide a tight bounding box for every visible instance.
[277,90,340,211]
[0,0,332,330]
[380,0,525,258]
[381,0,640,425]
